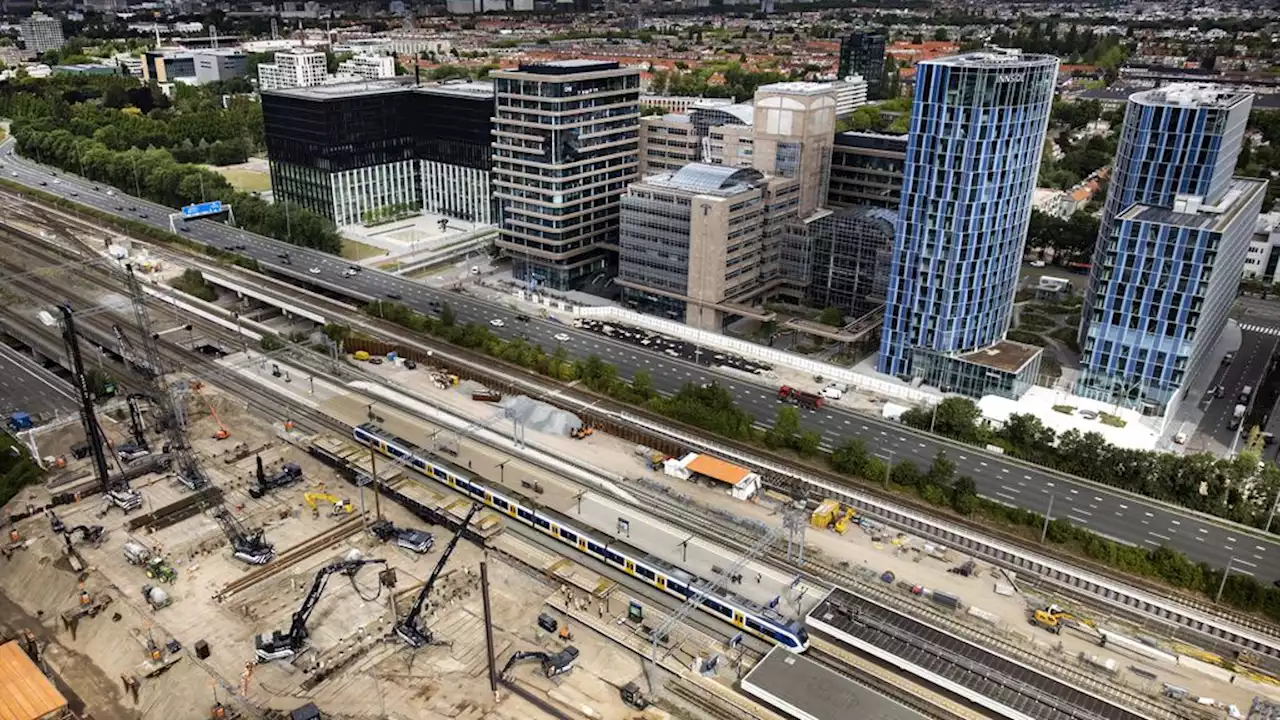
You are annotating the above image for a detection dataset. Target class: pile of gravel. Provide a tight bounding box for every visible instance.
[502,394,582,436]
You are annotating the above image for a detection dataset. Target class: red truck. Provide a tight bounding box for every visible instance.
[778,386,824,410]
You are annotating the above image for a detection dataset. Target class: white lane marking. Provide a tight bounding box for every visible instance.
[1149,532,1171,541]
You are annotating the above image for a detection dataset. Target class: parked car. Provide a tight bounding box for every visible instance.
[1029,260,1046,268]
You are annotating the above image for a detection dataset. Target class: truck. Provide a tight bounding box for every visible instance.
[633,445,666,470]
[471,389,503,403]
[1231,404,1247,429]
[7,412,32,431]
[778,386,824,410]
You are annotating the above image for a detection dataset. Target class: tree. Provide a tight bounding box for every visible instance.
[439,302,456,327]
[818,306,844,327]
[927,452,957,489]
[631,369,654,399]
[951,476,979,515]
[831,438,870,475]
[766,405,802,449]
[796,430,822,457]
[321,323,351,345]
[931,397,984,442]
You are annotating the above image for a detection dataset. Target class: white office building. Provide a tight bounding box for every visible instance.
[258,48,327,91]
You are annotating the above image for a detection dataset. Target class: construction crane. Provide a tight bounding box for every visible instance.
[59,305,142,513]
[112,323,154,379]
[500,647,579,681]
[125,394,150,449]
[254,557,387,662]
[395,503,479,648]
[194,384,230,440]
[211,506,275,565]
[124,265,206,490]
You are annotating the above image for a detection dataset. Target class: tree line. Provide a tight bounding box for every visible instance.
[1,74,341,254]
[353,300,1280,622]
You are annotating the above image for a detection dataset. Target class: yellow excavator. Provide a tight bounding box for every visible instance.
[304,492,354,518]
[1028,604,1096,635]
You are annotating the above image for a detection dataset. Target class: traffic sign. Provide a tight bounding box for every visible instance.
[181,200,224,219]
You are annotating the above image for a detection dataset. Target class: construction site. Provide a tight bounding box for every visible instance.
[5,192,1280,720]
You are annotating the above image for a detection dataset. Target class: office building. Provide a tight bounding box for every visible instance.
[20,12,63,55]
[258,48,327,91]
[491,61,641,290]
[878,50,1058,400]
[618,164,800,330]
[142,50,196,84]
[337,53,396,81]
[639,113,700,177]
[839,31,886,101]
[263,80,495,227]
[1077,85,1267,417]
[826,131,907,210]
[194,50,249,84]
[805,206,896,317]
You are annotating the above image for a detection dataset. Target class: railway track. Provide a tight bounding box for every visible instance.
[664,678,758,720]
[213,516,365,600]
[807,642,977,720]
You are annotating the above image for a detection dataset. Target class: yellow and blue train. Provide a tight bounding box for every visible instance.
[353,422,809,652]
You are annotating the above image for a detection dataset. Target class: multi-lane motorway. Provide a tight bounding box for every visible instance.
[4,137,1280,580]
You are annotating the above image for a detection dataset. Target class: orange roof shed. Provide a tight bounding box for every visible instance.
[686,455,752,486]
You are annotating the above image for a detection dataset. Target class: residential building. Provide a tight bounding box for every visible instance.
[193,49,249,84]
[832,75,869,119]
[639,113,700,177]
[20,12,64,55]
[491,61,641,290]
[258,48,327,91]
[878,49,1059,400]
[805,205,896,317]
[336,53,396,81]
[1244,212,1280,283]
[838,30,886,100]
[263,79,495,227]
[826,131,907,211]
[1077,85,1267,417]
[618,164,800,330]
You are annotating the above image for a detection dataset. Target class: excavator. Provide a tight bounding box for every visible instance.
[395,503,480,648]
[500,647,579,681]
[1028,604,1097,634]
[304,492,354,517]
[255,556,387,662]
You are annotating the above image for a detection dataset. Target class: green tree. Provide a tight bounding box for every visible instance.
[631,369,655,399]
[818,306,844,327]
[951,476,979,515]
[927,452,957,489]
[830,438,870,475]
[796,430,822,457]
[439,302,456,327]
[766,405,802,449]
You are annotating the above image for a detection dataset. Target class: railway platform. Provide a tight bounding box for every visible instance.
[742,646,932,720]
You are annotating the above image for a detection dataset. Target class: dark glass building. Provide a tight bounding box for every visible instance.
[262,79,495,226]
[838,31,887,100]
[806,206,896,317]
[826,131,907,211]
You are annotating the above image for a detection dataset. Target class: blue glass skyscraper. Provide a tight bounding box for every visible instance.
[1077,86,1265,418]
[878,50,1058,398]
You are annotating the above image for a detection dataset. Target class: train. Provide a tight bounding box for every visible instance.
[352,422,810,652]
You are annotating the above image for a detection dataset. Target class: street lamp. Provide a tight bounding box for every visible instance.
[1216,556,1257,603]
[1040,493,1055,544]
[874,451,894,489]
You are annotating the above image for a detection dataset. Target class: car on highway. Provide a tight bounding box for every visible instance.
[348,265,361,273]
[1224,351,1236,364]
[127,206,136,211]
[343,268,357,277]
[114,205,123,210]
[69,190,78,196]
[9,172,15,177]
[385,291,401,300]
[179,226,190,232]
[489,318,505,328]
[51,179,59,184]
[92,186,99,191]
[230,244,247,251]
[553,333,570,343]
[280,256,291,265]
[309,267,321,275]
[38,180,46,186]
[138,212,148,218]
[515,314,530,323]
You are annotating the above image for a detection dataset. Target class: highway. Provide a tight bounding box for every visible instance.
[0,341,78,419]
[3,137,1280,580]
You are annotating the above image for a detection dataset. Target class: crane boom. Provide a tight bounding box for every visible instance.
[60,305,113,495]
[396,503,479,647]
[255,557,386,662]
[211,506,274,565]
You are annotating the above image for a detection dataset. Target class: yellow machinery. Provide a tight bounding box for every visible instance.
[304,492,354,517]
[1029,605,1096,635]
[811,500,856,533]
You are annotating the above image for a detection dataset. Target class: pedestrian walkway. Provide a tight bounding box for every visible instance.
[1240,323,1280,337]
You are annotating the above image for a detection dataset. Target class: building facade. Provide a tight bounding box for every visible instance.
[878,49,1059,399]
[805,206,896,317]
[832,75,869,119]
[639,113,700,177]
[194,50,249,84]
[20,12,63,55]
[618,164,800,330]
[838,31,886,101]
[258,48,327,91]
[491,61,641,290]
[826,131,907,210]
[1077,85,1266,417]
[263,80,495,228]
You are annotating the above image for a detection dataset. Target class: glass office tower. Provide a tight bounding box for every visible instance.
[1077,85,1265,417]
[878,50,1058,397]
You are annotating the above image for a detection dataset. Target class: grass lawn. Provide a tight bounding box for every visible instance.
[341,239,387,261]
[212,166,272,193]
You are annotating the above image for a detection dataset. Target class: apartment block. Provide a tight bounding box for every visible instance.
[639,113,700,177]
[618,164,800,330]
[258,48,327,91]
[491,61,641,291]
[1077,84,1267,417]
[826,131,907,211]
[337,53,396,81]
[20,12,63,55]
[838,31,886,100]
